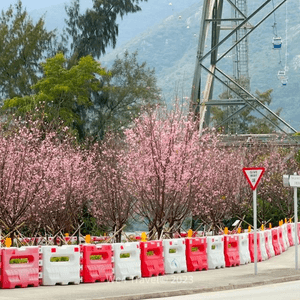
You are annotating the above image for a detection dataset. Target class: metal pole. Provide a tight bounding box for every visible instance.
[254,188,257,275]
[294,186,298,270]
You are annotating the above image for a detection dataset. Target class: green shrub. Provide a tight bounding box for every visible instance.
[50,256,70,262]
[90,255,102,260]
[10,258,28,264]
[120,253,130,258]
[147,251,154,256]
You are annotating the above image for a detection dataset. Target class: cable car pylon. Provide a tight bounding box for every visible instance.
[190,0,296,135]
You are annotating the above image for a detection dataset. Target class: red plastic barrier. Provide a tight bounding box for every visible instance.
[185,237,208,272]
[287,224,294,246]
[80,244,114,283]
[271,228,281,255]
[278,227,285,252]
[224,235,240,267]
[0,249,2,286]
[248,233,262,263]
[1,247,39,289]
[140,241,164,277]
[264,231,271,259]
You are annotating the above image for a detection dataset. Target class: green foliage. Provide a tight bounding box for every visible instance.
[211,84,282,134]
[50,256,70,262]
[169,249,176,253]
[90,255,102,260]
[3,53,110,136]
[0,1,56,99]
[191,247,198,252]
[9,258,28,264]
[89,50,161,139]
[147,250,154,256]
[65,0,147,59]
[120,253,130,258]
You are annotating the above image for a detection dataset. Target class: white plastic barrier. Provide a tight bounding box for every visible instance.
[259,231,268,261]
[207,236,225,269]
[40,245,80,285]
[266,230,275,258]
[113,242,141,280]
[162,239,187,274]
[282,223,290,248]
[238,233,251,265]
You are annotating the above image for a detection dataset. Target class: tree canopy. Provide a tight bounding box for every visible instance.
[0,1,56,100]
[65,0,148,59]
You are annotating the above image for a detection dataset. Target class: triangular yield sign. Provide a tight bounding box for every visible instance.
[243,167,265,190]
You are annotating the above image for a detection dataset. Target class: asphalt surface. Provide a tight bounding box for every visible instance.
[0,244,300,300]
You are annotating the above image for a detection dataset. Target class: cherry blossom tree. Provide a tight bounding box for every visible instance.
[0,118,95,241]
[123,104,203,238]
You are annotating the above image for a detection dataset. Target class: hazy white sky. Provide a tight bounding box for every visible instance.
[1,0,71,11]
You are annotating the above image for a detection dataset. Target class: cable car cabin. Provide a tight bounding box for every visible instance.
[281,78,288,86]
[272,37,282,49]
[277,70,286,79]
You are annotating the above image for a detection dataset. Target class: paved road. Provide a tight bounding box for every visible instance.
[148,280,300,300]
[0,245,300,300]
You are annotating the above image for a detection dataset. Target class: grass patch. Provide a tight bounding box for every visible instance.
[120,253,130,258]
[90,255,102,260]
[50,256,70,262]
[10,258,28,264]
[147,250,154,256]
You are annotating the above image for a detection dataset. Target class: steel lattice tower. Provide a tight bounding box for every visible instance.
[190,0,296,135]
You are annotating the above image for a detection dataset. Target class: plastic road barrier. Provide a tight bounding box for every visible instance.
[264,231,273,259]
[0,246,39,289]
[248,232,262,263]
[224,235,240,267]
[271,228,282,255]
[140,240,165,277]
[40,245,80,285]
[80,244,114,283]
[163,239,187,274]
[287,223,295,246]
[207,236,225,269]
[259,231,268,261]
[113,242,141,281]
[278,227,286,252]
[185,237,208,272]
[282,223,290,249]
[238,233,251,265]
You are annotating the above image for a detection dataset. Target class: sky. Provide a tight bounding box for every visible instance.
[1,0,74,12]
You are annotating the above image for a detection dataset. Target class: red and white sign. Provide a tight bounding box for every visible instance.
[243,167,265,191]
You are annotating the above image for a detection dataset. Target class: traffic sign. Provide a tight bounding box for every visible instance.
[243,167,265,190]
[289,175,300,187]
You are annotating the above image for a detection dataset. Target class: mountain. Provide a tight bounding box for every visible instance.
[3,0,299,130]
[100,1,300,131]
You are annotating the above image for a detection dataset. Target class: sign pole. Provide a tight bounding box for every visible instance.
[253,188,258,275]
[294,186,298,270]
[243,167,265,276]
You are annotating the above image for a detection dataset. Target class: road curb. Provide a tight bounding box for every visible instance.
[95,274,300,300]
